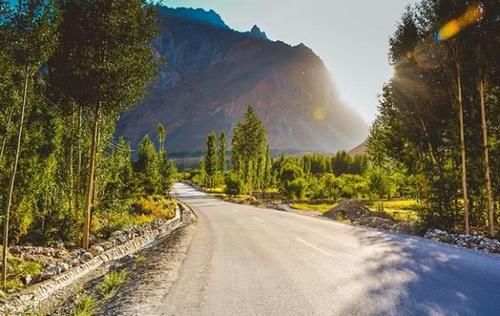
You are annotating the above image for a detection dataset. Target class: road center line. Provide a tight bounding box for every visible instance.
[253,217,265,223]
[296,238,332,257]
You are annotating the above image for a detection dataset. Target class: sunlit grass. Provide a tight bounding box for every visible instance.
[73,294,96,316]
[98,271,129,299]
[367,199,419,222]
[291,203,336,214]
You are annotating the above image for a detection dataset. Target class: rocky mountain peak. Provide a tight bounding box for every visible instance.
[159,7,230,30]
[249,25,268,40]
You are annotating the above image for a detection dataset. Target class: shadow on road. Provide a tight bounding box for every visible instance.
[337,228,500,315]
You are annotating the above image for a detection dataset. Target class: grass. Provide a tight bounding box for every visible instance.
[98,270,129,298]
[72,294,96,316]
[94,196,177,238]
[0,255,43,292]
[367,199,420,222]
[204,186,225,194]
[291,203,337,214]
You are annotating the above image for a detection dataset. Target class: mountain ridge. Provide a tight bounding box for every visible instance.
[115,7,368,153]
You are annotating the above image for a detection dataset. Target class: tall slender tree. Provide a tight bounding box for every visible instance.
[49,0,158,249]
[1,0,58,290]
[205,132,218,188]
[218,131,226,173]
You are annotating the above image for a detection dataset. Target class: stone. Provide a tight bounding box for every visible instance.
[69,258,80,267]
[57,262,70,273]
[90,245,104,256]
[40,264,59,280]
[21,275,32,286]
[81,252,93,262]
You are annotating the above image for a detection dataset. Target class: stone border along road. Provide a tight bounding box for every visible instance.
[2,202,192,315]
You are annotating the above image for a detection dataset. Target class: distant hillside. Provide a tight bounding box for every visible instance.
[115,7,368,153]
[348,141,368,155]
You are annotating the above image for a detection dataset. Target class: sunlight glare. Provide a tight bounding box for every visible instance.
[436,2,485,41]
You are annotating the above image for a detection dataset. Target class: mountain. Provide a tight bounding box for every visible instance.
[115,7,368,154]
[348,140,368,155]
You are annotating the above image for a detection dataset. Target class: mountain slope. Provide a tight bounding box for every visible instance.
[115,7,368,153]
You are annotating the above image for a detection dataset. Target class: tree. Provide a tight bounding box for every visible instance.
[136,135,160,194]
[157,123,173,193]
[2,0,58,290]
[217,131,226,173]
[262,144,272,195]
[50,0,158,248]
[204,132,217,188]
[368,169,393,210]
[231,106,267,194]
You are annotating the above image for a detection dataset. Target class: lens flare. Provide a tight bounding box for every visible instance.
[436,2,485,41]
[313,106,327,121]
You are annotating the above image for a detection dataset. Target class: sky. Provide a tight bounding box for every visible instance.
[164,0,415,123]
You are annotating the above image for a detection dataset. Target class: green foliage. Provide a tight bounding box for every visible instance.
[204,132,218,187]
[73,293,96,316]
[217,132,226,173]
[225,172,245,197]
[98,270,129,298]
[136,135,161,194]
[231,106,268,193]
[1,255,43,291]
[368,0,500,232]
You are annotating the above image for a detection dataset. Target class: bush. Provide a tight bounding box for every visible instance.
[131,196,176,219]
[225,173,245,197]
[94,196,176,238]
[285,177,308,200]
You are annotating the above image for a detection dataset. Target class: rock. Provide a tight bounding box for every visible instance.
[119,254,135,263]
[100,241,113,250]
[21,275,32,286]
[323,200,371,221]
[112,230,124,237]
[90,245,104,256]
[80,252,93,262]
[69,258,80,267]
[40,264,59,280]
[424,228,500,254]
[57,262,70,273]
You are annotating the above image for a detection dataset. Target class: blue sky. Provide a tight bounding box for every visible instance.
[163,0,415,122]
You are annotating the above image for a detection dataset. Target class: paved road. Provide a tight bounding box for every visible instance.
[159,183,500,315]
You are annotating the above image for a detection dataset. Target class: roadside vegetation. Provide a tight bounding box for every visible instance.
[0,0,177,292]
[189,0,500,237]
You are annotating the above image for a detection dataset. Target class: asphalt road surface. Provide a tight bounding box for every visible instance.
[159,183,500,316]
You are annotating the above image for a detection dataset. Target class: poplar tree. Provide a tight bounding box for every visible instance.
[50,0,158,248]
[1,0,58,290]
[218,131,226,173]
[231,106,267,194]
[205,132,218,188]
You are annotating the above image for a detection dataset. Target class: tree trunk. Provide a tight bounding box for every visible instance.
[0,107,14,162]
[75,105,82,220]
[478,76,495,236]
[2,66,29,290]
[69,104,75,218]
[456,62,470,235]
[81,104,100,249]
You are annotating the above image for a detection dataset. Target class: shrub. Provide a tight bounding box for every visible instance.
[225,173,245,197]
[73,294,96,316]
[98,271,129,298]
